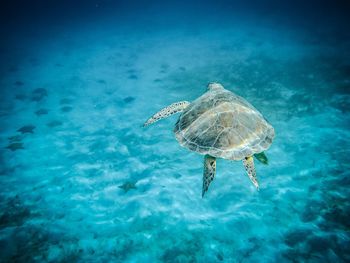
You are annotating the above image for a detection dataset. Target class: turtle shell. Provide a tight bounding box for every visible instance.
[174,85,275,160]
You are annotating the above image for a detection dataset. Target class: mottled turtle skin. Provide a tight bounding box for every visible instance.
[174,83,275,160]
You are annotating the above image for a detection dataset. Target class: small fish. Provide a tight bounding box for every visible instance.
[35,109,49,116]
[17,125,35,134]
[61,106,73,112]
[47,120,63,128]
[6,142,24,151]
[119,182,137,193]
[153,78,162,83]
[123,96,135,103]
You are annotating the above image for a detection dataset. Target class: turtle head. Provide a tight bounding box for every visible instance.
[207,82,224,91]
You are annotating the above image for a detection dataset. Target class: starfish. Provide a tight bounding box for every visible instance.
[119,182,137,193]
[6,142,24,151]
[35,109,49,116]
[17,125,35,134]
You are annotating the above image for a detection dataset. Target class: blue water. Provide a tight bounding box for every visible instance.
[0,1,349,262]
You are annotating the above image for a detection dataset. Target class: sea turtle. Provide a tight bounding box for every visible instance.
[143,83,275,197]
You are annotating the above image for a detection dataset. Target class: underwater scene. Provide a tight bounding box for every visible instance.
[0,0,349,262]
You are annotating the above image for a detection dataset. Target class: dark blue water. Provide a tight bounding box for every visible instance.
[0,1,349,262]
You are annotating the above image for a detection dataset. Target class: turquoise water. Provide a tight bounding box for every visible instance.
[1,1,350,262]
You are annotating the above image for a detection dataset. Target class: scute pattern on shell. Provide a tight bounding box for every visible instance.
[174,86,275,160]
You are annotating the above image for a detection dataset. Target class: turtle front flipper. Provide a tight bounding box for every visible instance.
[243,156,259,189]
[143,101,190,127]
[202,155,216,197]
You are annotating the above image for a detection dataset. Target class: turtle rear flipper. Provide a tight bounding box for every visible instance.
[243,156,259,189]
[143,101,190,127]
[202,155,216,197]
[254,152,268,165]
